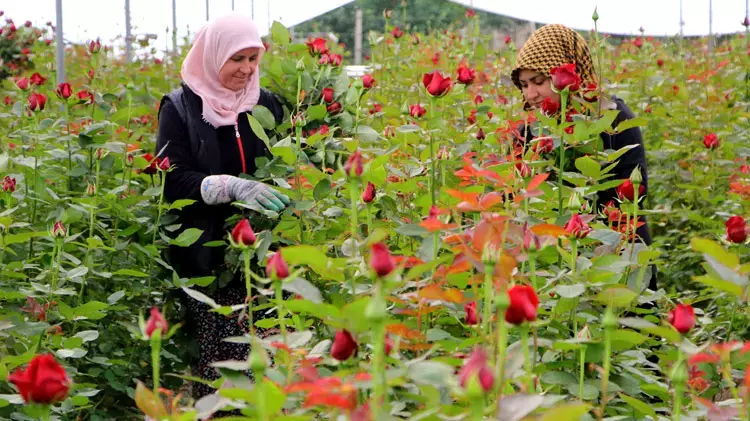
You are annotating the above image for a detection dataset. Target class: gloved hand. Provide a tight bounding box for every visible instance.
[200,175,290,212]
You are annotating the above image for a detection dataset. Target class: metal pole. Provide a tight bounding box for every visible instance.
[55,0,64,84]
[354,9,362,65]
[206,0,209,21]
[172,0,177,56]
[251,0,254,19]
[232,0,235,11]
[267,0,270,32]
[679,0,684,38]
[708,0,713,53]
[125,0,133,63]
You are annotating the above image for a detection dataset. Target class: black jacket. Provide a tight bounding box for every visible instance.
[156,83,284,279]
[522,96,652,245]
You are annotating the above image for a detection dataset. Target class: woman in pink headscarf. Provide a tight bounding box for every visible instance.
[155,13,289,401]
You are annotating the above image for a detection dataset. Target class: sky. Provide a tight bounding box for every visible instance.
[1,0,747,52]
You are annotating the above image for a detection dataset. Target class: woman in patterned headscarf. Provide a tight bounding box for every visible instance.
[511,24,656,286]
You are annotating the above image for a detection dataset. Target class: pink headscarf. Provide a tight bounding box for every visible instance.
[181,13,265,128]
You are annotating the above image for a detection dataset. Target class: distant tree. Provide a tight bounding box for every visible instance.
[291,0,518,56]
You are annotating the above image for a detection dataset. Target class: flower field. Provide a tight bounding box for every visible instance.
[1,9,749,421]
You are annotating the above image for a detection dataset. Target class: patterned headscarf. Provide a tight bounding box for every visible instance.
[511,24,598,93]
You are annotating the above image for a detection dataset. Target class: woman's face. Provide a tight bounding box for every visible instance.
[518,69,561,108]
[219,47,261,91]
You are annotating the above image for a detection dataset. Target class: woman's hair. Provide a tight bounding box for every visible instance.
[511,24,598,93]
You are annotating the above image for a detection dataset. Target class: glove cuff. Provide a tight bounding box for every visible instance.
[200,175,235,205]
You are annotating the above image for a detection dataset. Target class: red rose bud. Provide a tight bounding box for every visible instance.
[76,90,94,105]
[2,175,16,192]
[467,109,477,124]
[616,179,645,201]
[540,97,560,115]
[52,221,66,237]
[142,153,158,174]
[384,334,394,355]
[318,125,330,135]
[3,96,12,105]
[157,156,170,171]
[29,72,46,86]
[28,93,46,112]
[369,103,382,114]
[549,63,582,92]
[703,133,719,149]
[505,285,539,325]
[369,242,395,277]
[391,26,403,39]
[344,150,363,177]
[328,54,342,66]
[456,63,476,85]
[145,307,168,338]
[87,69,95,79]
[725,216,748,244]
[582,82,598,102]
[668,303,695,334]
[476,128,485,140]
[564,213,591,239]
[362,74,375,89]
[361,181,376,203]
[8,354,71,404]
[633,37,643,48]
[266,250,290,280]
[465,9,476,18]
[231,219,256,246]
[88,38,101,54]
[409,104,426,118]
[326,101,342,114]
[321,87,334,103]
[464,301,479,325]
[656,58,664,67]
[458,347,494,393]
[515,161,531,177]
[504,35,512,45]
[24,20,32,27]
[422,71,453,97]
[331,329,358,361]
[55,82,72,99]
[305,37,328,56]
[533,137,554,154]
[474,94,483,105]
[15,77,29,90]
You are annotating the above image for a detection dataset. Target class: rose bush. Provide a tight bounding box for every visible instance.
[0,9,748,421]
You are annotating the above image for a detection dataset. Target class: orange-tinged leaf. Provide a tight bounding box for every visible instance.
[419,218,457,232]
[418,284,446,301]
[386,323,424,340]
[386,296,410,306]
[395,306,441,316]
[445,188,479,203]
[399,342,433,351]
[442,288,465,303]
[479,192,505,210]
[530,223,567,237]
[526,173,549,190]
[135,381,169,419]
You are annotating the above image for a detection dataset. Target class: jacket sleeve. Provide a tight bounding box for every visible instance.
[156,100,208,203]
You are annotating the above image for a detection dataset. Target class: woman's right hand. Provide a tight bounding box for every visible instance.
[200,175,290,212]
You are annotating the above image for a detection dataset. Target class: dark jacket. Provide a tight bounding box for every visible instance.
[155,83,284,279]
[521,96,652,245]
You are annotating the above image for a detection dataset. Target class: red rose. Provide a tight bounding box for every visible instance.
[633,37,643,48]
[141,153,158,174]
[55,82,72,99]
[29,72,46,86]
[2,175,16,192]
[157,156,170,171]
[540,97,560,115]
[473,95,483,105]
[533,137,554,154]
[321,87,334,104]
[52,221,66,237]
[564,213,591,239]
[231,219,256,246]
[515,161,531,177]
[656,59,664,67]
[305,38,328,56]
[703,133,719,149]
[369,242,395,277]
[3,96,12,105]
[409,104,426,118]
[617,179,645,201]
[344,150,363,177]
[145,307,168,338]
[505,285,539,325]
[456,63,475,85]
[15,77,29,90]
[464,301,479,325]
[422,71,453,97]
[361,181,376,203]
[331,329,358,361]
[457,347,494,392]
[549,63,582,92]
[266,250,290,280]
[88,38,101,54]
[504,35,512,45]
[327,54,342,67]
[326,101,342,114]
[391,27,403,39]
[362,74,375,89]
[76,90,94,105]
[28,93,46,112]
[668,303,695,334]
[369,103,382,114]
[476,127,485,140]
[725,216,747,244]
[8,354,71,404]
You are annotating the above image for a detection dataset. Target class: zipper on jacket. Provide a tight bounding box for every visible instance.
[234,120,247,174]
